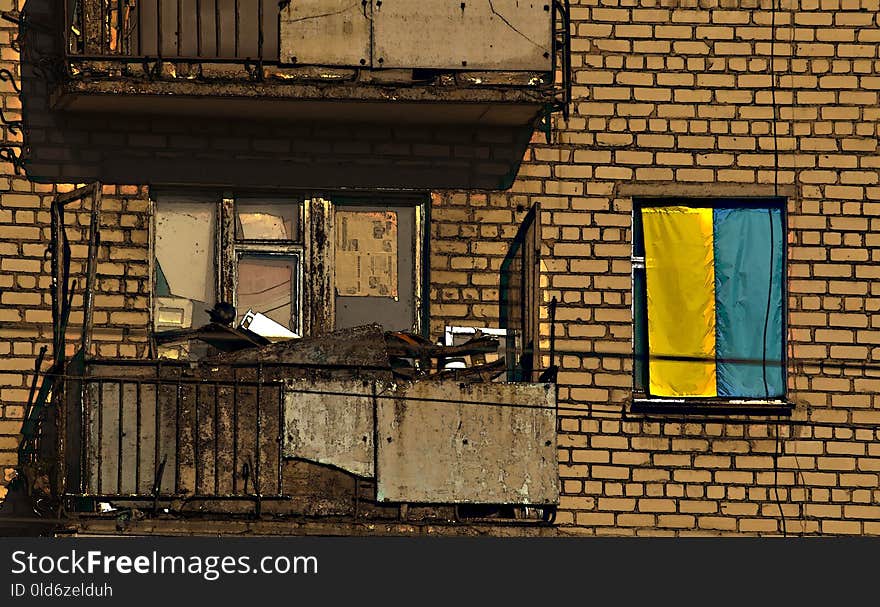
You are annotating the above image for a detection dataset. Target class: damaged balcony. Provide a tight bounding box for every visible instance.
[59,326,559,531]
[7,188,558,534]
[40,0,571,189]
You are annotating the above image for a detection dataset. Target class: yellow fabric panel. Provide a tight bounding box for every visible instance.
[642,206,717,397]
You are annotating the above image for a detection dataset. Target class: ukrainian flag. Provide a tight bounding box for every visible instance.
[641,206,784,399]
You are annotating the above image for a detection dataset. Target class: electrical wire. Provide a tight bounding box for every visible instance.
[768,0,788,538]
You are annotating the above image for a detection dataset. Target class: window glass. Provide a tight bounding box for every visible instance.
[235,200,300,241]
[236,254,299,333]
[154,200,216,330]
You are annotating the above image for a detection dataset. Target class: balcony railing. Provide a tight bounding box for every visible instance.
[65,0,280,62]
[64,361,286,509]
[61,359,558,517]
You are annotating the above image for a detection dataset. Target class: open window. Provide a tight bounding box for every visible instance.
[632,198,789,414]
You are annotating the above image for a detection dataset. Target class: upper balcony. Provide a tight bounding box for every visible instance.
[25,1,571,189]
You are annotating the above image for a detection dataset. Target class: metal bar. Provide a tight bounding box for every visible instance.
[137,0,143,54]
[371,381,379,507]
[194,382,200,494]
[215,0,220,60]
[81,183,101,356]
[64,0,71,55]
[257,0,263,63]
[100,0,106,53]
[96,381,103,494]
[177,0,182,56]
[21,346,47,441]
[117,380,124,494]
[117,0,124,54]
[157,0,163,58]
[154,377,161,494]
[214,382,219,496]
[232,380,238,494]
[67,54,284,64]
[254,364,262,516]
[174,377,180,493]
[196,0,201,57]
[234,0,239,58]
[276,383,283,496]
[50,201,62,358]
[135,380,142,491]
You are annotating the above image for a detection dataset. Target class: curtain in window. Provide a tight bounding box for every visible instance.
[641,206,784,399]
[713,207,784,398]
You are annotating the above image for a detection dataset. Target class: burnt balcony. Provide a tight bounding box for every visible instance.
[29,0,571,189]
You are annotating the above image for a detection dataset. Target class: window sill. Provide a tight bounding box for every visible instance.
[630,398,794,417]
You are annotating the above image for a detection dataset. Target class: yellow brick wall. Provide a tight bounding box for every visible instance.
[0,5,151,485]
[1,0,879,535]
[0,178,152,471]
[430,0,880,535]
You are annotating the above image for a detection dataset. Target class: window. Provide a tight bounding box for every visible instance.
[152,193,427,359]
[632,199,786,403]
[153,194,304,354]
[233,198,303,336]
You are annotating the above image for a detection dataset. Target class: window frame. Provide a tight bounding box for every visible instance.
[630,196,793,416]
[150,190,431,345]
[228,196,305,337]
[151,190,306,339]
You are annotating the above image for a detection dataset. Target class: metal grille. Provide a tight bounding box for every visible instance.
[67,362,285,503]
[66,0,280,61]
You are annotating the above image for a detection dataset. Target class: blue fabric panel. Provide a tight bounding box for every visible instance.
[713,207,785,398]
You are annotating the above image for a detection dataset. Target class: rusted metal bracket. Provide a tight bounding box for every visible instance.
[550,0,571,121]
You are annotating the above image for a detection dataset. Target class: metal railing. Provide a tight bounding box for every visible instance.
[65,0,280,62]
[65,361,286,511]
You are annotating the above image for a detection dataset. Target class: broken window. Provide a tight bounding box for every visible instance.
[153,194,304,355]
[236,200,300,241]
[153,194,425,357]
[154,197,217,331]
[632,198,786,401]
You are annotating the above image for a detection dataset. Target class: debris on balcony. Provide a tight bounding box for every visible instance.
[239,310,299,340]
